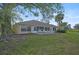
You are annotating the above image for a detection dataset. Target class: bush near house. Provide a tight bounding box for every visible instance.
[56,30,67,33]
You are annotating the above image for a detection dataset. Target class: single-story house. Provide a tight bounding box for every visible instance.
[14,20,56,34]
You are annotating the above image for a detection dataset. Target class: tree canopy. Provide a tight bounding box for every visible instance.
[0,3,64,23]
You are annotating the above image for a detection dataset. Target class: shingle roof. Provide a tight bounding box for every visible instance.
[15,20,56,27]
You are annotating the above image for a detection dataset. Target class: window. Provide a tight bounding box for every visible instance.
[34,27,44,31]
[34,27,37,31]
[35,26,44,31]
[47,27,50,31]
[53,27,56,31]
[37,26,39,31]
[45,27,48,31]
[45,27,50,31]
[40,27,44,31]
[21,28,26,32]
[21,27,31,32]
[27,27,31,31]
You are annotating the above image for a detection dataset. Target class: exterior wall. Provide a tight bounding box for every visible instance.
[14,24,21,34]
[15,25,56,34]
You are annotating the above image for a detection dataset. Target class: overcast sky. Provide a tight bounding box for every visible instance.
[20,3,79,28]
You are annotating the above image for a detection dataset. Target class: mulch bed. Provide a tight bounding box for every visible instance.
[0,34,28,41]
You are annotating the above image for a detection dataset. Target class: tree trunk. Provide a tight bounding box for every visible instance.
[58,21,61,31]
[0,24,6,40]
[0,21,12,41]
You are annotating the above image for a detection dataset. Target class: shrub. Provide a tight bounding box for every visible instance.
[56,30,66,33]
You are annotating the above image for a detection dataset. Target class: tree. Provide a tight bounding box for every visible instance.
[60,22,67,30]
[40,3,64,23]
[60,22,71,30]
[0,4,16,40]
[66,24,71,30]
[0,3,63,40]
[74,24,79,29]
[55,13,64,31]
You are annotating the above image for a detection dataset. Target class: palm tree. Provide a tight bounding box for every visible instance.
[55,13,64,31]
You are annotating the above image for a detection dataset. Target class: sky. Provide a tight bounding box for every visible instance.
[20,3,79,28]
[63,3,79,28]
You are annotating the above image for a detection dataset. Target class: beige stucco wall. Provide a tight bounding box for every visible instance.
[14,24,21,34]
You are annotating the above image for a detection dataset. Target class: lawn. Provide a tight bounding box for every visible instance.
[0,32,79,55]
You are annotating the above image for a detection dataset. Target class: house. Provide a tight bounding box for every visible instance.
[14,20,56,34]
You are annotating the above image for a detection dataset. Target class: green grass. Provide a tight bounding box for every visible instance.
[0,32,79,55]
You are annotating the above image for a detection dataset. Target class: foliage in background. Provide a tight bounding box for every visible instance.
[74,24,79,29]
